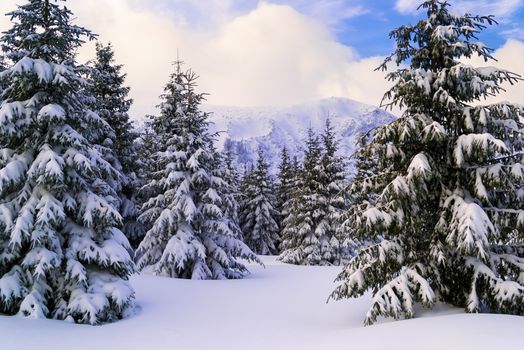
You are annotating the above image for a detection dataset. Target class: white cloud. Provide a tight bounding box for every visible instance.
[394,0,420,14]
[454,0,523,17]
[1,0,521,122]
[126,0,250,30]
[0,0,392,118]
[464,39,524,105]
[501,27,524,41]
[396,0,524,17]
[126,0,368,33]
[189,3,361,107]
[275,0,368,32]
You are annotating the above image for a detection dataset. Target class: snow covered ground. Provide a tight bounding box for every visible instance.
[1,256,523,350]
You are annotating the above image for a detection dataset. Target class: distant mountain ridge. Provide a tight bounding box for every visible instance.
[203,97,396,174]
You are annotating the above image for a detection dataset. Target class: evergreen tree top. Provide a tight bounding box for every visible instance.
[378,0,521,113]
[89,42,132,110]
[94,42,119,67]
[278,147,293,182]
[279,146,290,164]
[222,146,238,174]
[383,0,497,68]
[304,127,321,158]
[255,146,270,175]
[2,0,97,63]
[152,60,211,143]
[291,155,301,173]
[321,117,339,158]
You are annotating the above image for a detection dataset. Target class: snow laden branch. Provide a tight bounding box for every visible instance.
[330,240,436,325]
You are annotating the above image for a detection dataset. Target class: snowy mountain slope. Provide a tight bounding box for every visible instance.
[203,97,395,173]
[1,257,523,350]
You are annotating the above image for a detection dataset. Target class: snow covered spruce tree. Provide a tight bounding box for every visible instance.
[330,0,524,324]
[278,155,302,260]
[135,123,158,197]
[222,146,241,203]
[132,123,159,241]
[136,61,260,279]
[220,147,243,241]
[318,119,349,264]
[279,128,336,265]
[0,0,134,324]
[336,133,379,263]
[276,147,294,230]
[87,42,145,248]
[239,146,280,255]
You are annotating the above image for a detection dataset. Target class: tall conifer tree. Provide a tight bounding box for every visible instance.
[221,147,243,240]
[276,147,293,230]
[331,0,524,324]
[136,61,260,279]
[279,128,335,265]
[278,156,302,261]
[318,118,349,264]
[239,146,280,255]
[0,0,134,324]
[87,42,144,248]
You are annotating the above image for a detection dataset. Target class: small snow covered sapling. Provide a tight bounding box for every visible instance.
[330,0,524,325]
[0,0,134,324]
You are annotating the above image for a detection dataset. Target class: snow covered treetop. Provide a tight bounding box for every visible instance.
[1,0,97,63]
[379,0,521,113]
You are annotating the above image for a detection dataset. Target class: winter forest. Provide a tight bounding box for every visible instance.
[0,0,524,349]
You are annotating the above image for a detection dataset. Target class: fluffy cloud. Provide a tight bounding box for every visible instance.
[273,0,368,31]
[465,39,524,105]
[189,3,360,107]
[502,27,524,40]
[126,0,252,30]
[395,0,524,17]
[127,0,367,32]
[394,0,420,14]
[0,0,522,121]
[0,0,392,118]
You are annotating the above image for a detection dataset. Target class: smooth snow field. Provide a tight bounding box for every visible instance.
[1,256,523,350]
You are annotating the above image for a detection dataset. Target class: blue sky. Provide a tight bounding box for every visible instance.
[336,0,524,57]
[126,0,524,58]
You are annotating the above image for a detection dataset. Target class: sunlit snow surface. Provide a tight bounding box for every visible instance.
[1,256,523,350]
